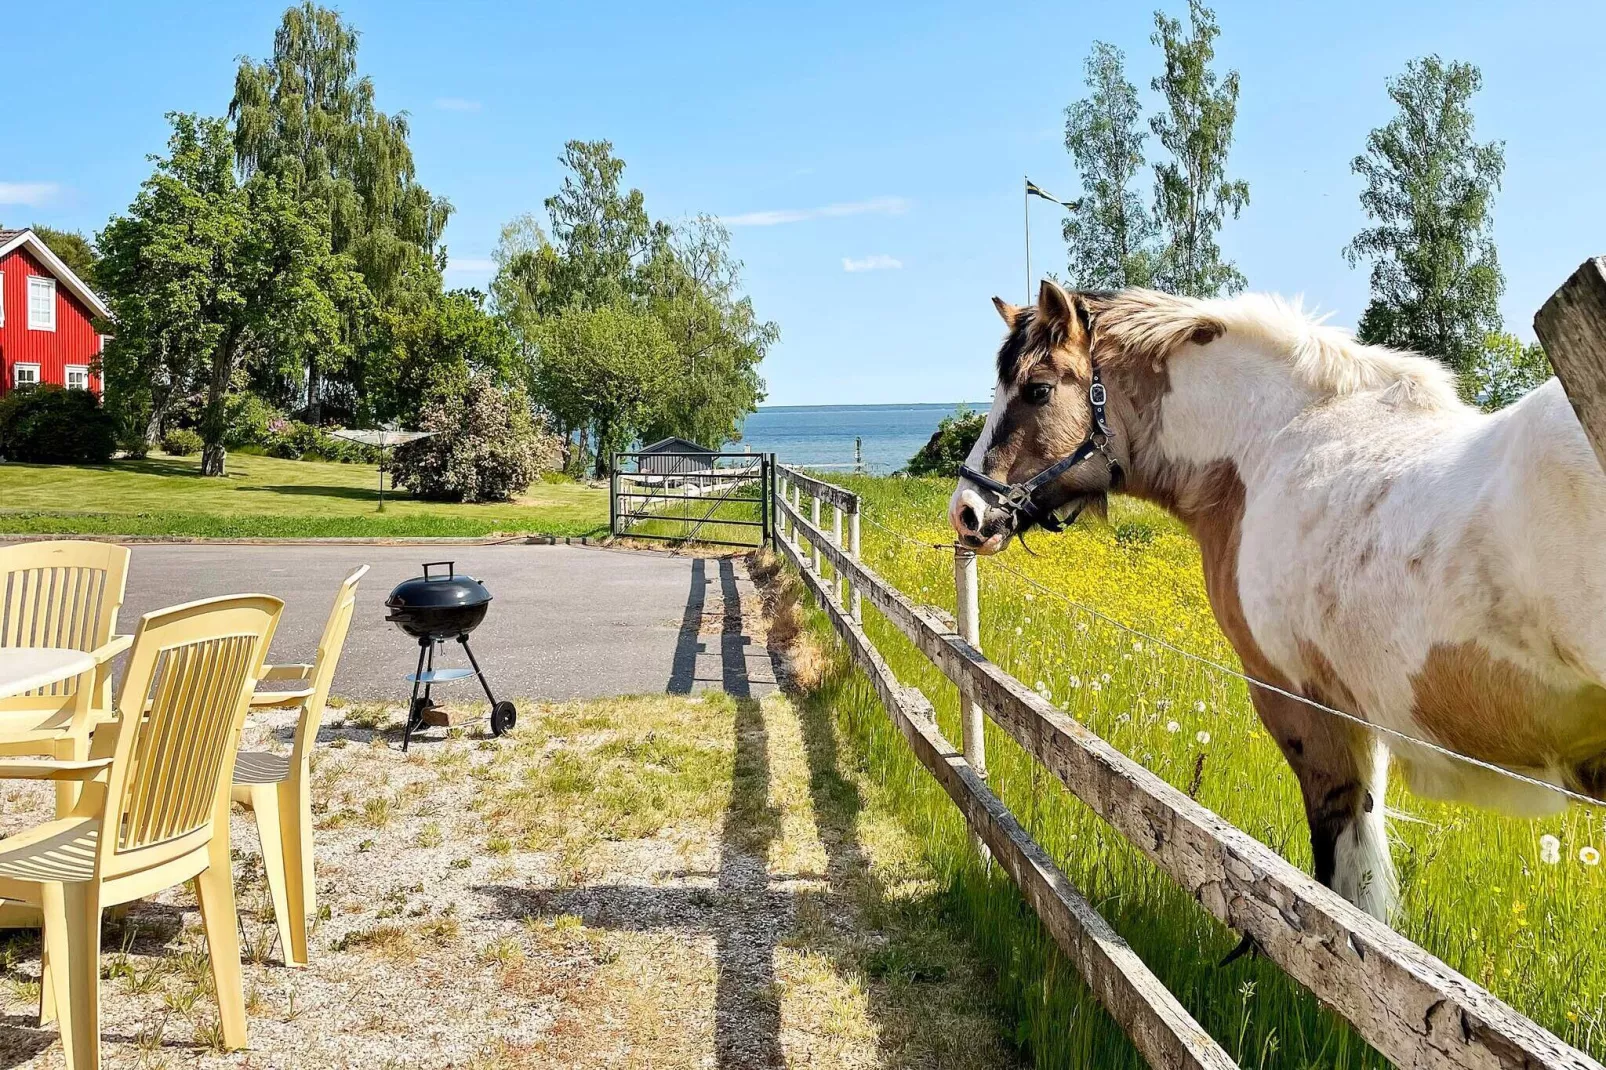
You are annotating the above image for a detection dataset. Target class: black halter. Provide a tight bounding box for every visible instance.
[957,364,1123,534]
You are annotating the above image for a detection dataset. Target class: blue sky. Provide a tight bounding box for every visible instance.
[5,1,1604,405]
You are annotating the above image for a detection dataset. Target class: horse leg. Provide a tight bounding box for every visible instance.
[1248,685,1396,921]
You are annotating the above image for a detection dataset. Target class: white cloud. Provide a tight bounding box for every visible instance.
[434,97,482,112]
[722,196,909,227]
[0,182,60,207]
[842,254,902,273]
[445,256,497,276]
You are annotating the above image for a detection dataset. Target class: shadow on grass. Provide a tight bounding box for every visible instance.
[237,483,398,503]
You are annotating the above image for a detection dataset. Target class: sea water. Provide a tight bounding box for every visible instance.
[728,402,988,473]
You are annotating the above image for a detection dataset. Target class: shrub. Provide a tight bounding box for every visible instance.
[392,377,559,503]
[904,406,987,476]
[0,385,118,464]
[224,393,287,449]
[162,428,204,456]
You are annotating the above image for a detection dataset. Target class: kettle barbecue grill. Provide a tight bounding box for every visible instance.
[385,561,516,749]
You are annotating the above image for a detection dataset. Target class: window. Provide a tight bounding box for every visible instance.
[65,366,90,391]
[0,270,5,325]
[27,277,55,331]
[13,364,40,389]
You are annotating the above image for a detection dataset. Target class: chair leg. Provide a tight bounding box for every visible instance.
[298,783,316,920]
[248,784,299,968]
[276,781,310,967]
[194,858,248,1049]
[42,882,101,1070]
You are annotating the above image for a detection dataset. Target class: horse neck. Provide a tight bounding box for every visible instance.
[1118,337,1316,526]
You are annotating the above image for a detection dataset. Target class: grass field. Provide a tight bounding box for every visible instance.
[799,474,1606,1068]
[0,453,608,538]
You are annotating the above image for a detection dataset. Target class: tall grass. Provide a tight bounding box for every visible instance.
[802,474,1606,1067]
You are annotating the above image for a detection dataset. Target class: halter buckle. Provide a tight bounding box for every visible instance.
[1088,382,1107,406]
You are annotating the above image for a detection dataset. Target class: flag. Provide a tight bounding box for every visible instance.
[1025,179,1080,211]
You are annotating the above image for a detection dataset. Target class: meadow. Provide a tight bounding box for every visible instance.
[803,474,1606,1067]
[0,453,608,538]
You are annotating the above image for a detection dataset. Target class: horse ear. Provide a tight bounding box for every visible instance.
[1037,280,1074,327]
[992,296,1020,324]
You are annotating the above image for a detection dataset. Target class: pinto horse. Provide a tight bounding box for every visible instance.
[949,280,1606,920]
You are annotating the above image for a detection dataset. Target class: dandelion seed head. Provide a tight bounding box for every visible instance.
[1540,834,1562,865]
[1196,730,1211,745]
[1581,846,1601,867]
[1166,720,1181,734]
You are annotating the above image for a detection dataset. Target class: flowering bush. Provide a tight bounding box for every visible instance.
[391,377,559,503]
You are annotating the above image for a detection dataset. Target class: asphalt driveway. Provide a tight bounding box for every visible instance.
[118,544,778,704]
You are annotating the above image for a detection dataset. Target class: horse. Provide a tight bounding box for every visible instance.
[949,280,1606,920]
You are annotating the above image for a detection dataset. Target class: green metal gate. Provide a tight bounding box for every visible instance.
[610,452,774,548]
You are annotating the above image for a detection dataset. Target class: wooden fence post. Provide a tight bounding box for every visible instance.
[955,545,990,861]
[811,493,822,571]
[832,504,844,601]
[791,482,801,547]
[849,503,862,624]
[1536,255,1606,474]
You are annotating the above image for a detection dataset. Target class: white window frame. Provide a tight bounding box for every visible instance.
[27,276,56,331]
[0,270,5,326]
[12,363,41,389]
[65,365,90,391]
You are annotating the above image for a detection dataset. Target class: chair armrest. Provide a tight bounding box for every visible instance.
[0,757,112,781]
[87,634,133,664]
[261,663,316,682]
[250,685,316,709]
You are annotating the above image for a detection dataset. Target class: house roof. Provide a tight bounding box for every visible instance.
[0,229,111,321]
[640,436,714,454]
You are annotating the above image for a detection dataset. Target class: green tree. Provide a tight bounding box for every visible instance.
[1149,0,1249,297]
[365,288,521,425]
[905,406,986,477]
[96,113,364,475]
[1463,332,1551,410]
[230,2,450,421]
[1063,43,1156,289]
[1345,57,1505,376]
[29,225,99,289]
[530,302,674,477]
[637,215,775,448]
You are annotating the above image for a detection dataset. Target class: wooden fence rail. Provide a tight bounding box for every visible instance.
[774,508,1238,1070]
[773,475,1599,1070]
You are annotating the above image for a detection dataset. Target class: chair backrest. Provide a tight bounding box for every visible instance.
[0,541,130,704]
[95,595,282,879]
[291,564,368,765]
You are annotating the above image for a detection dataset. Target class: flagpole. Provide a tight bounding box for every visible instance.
[1024,175,1032,303]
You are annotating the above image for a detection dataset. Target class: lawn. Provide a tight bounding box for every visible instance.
[0,452,609,538]
[796,474,1606,1068]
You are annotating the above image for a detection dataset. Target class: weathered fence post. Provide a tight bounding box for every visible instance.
[609,455,619,538]
[954,545,990,861]
[811,493,822,572]
[1536,255,1606,475]
[848,500,862,624]
[791,482,801,548]
[832,503,844,600]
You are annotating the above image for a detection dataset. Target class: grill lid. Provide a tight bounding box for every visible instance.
[386,561,492,611]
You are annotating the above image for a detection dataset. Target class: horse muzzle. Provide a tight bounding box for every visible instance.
[949,483,1015,554]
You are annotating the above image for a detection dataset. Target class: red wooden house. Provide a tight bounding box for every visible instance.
[0,228,110,397]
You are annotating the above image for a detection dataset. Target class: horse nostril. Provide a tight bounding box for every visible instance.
[959,505,979,532]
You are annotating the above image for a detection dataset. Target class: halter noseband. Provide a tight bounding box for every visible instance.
[957,363,1123,535]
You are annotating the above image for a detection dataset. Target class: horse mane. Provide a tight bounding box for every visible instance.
[1089,289,1465,410]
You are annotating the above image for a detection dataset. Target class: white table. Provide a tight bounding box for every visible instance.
[0,648,97,700]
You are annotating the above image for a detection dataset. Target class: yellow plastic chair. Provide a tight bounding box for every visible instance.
[0,594,282,1069]
[0,542,133,809]
[234,564,367,967]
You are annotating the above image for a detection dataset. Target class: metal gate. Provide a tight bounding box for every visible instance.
[610,452,774,548]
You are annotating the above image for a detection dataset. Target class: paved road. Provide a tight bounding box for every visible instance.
[120,544,778,704]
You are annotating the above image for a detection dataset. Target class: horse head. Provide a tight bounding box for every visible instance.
[949,280,1129,552]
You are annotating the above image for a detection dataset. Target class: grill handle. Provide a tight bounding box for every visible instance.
[422,561,456,581]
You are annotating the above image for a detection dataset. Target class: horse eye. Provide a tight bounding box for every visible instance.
[1025,382,1054,405]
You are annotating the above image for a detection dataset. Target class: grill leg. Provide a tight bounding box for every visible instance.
[457,636,499,706]
[403,640,428,752]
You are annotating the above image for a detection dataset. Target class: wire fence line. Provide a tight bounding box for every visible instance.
[772,471,1601,1070]
[855,508,1606,812]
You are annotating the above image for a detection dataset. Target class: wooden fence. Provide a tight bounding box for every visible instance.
[774,463,1600,1070]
